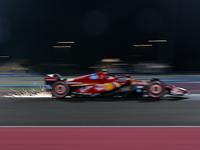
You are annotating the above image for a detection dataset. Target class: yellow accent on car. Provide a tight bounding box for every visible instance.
[131,81,136,85]
[114,82,121,87]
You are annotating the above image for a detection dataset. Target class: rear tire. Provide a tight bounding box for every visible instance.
[52,81,69,98]
[147,80,165,99]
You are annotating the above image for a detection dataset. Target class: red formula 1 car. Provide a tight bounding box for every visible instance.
[44,72,189,99]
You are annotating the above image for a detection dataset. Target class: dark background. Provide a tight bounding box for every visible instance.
[0,0,199,71]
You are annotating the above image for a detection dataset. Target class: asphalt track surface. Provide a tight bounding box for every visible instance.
[0,95,200,126]
[1,95,200,150]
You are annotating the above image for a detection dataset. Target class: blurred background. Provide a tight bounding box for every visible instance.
[0,0,199,74]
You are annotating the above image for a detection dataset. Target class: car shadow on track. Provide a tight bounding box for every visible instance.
[55,96,189,103]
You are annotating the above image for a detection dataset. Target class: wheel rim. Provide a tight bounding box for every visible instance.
[150,84,162,95]
[54,85,66,95]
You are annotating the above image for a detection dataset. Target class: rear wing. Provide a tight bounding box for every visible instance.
[45,73,66,81]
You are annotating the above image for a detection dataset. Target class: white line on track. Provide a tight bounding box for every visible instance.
[186,94,200,96]
[0,126,200,127]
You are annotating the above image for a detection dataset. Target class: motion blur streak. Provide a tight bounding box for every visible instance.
[0,56,9,58]
[149,40,167,43]
[101,58,120,62]
[133,44,153,47]
[57,41,75,43]
[0,127,200,150]
[53,46,71,48]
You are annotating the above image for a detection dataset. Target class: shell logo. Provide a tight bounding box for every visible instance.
[104,83,114,90]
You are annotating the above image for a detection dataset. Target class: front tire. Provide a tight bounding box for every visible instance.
[52,81,69,98]
[147,80,165,99]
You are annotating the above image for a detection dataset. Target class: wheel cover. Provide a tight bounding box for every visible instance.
[54,85,66,95]
[147,81,165,98]
[150,84,162,95]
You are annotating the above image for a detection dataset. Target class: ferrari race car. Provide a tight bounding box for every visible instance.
[44,72,189,99]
